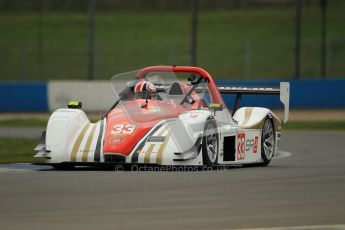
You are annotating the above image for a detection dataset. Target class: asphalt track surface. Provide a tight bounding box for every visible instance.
[0,131,345,230]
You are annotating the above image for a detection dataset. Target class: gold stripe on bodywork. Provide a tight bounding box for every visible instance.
[242,119,265,130]
[70,123,91,162]
[142,127,167,163]
[82,124,97,162]
[156,127,167,138]
[144,144,155,163]
[156,132,171,165]
[242,107,254,126]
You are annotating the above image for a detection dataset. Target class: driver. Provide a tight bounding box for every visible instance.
[134,80,156,99]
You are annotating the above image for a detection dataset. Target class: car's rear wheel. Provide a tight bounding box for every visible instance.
[261,116,275,166]
[202,118,219,167]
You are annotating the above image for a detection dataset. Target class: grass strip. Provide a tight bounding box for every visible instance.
[0,137,38,163]
[1,6,344,80]
[0,119,48,128]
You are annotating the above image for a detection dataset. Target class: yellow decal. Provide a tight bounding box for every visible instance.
[209,103,221,108]
[68,101,79,106]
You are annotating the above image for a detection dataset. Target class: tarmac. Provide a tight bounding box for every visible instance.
[0,131,345,230]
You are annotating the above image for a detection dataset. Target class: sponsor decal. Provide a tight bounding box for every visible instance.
[218,86,275,91]
[112,136,125,144]
[180,112,200,120]
[147,136,166,142]
[237,133,245,160]
[253,136,259,153]
[111,124,136,136]
[108,135,125,148]
[246,136,259,153]
[79,149,96,154]
[190,113,199,119]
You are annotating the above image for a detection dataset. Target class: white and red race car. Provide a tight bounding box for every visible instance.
[34,66,289,169]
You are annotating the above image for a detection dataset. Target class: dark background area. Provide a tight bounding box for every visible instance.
[0,0,344,80]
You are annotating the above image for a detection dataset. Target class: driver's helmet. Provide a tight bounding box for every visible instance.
[134,80,156,99]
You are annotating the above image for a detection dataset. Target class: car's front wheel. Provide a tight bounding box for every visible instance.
[202,118,219,167]
[261,116,276,166]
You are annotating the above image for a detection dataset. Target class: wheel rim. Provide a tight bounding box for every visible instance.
[262,119,275,160]
[205,123,218,163]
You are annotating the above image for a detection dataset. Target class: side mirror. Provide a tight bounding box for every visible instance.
[209,103,223,111]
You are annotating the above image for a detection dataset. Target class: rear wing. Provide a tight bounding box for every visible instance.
[217,82,290,123]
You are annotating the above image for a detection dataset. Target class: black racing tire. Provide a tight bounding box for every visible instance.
[260,116,276,166]
[202,118,219,167]
[51,163,75,170]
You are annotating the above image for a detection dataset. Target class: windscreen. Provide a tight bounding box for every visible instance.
[110,69,213,109]
[109,68,234,126]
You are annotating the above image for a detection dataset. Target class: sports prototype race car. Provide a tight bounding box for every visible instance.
[34,66,289,169]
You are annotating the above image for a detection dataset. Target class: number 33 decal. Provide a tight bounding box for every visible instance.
[111,124,136,135]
